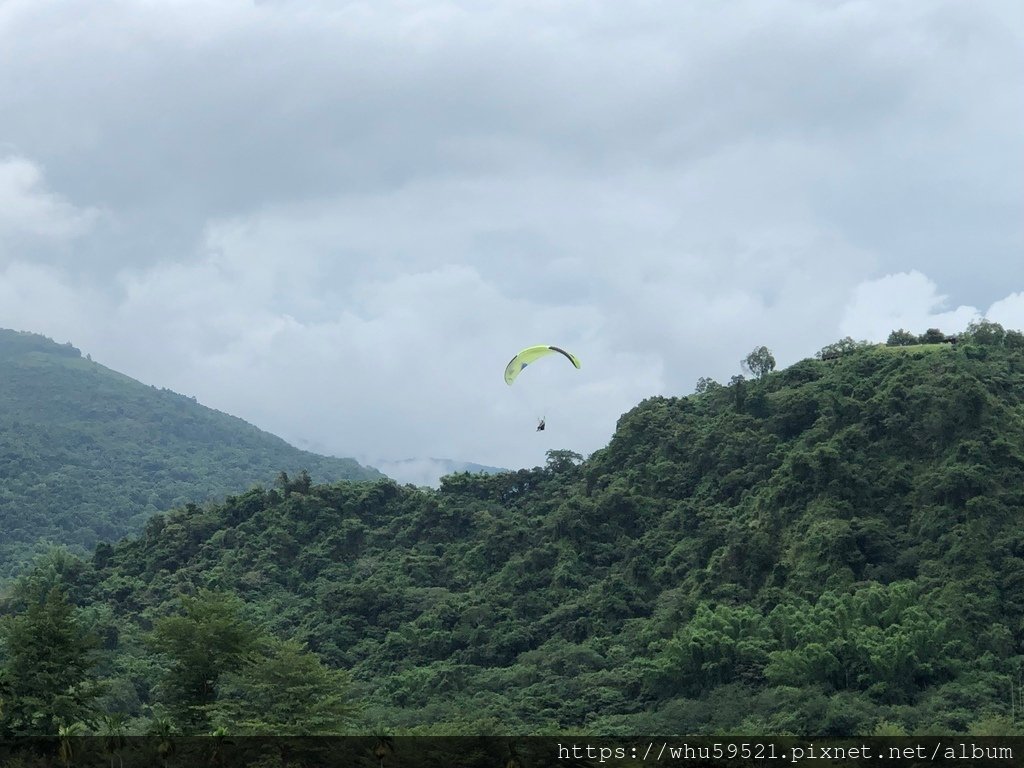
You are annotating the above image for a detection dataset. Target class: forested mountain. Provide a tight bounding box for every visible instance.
[4,323,1024,737]
[0,329,381,576]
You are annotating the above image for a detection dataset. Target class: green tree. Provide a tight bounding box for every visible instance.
[100,713,128,768]
[545,449,584,473]
[146,716,176,767]
[275,471,292,498]
[729,374,747,409]
[963,319,1006,346]
[149,591,257,733]
[206,638,358,734]
[742,346,776,380]
[650,603,771,696]
[1005,329,1024,351]
[816,337,870,359]
[0,586,100,735]
[918,328,946,344]
[58,720,85,767]
[694,376,720,394]
[886,329,918,346]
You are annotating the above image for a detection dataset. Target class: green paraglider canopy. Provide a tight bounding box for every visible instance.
[504,345,581,385]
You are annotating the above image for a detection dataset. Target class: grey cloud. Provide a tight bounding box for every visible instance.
[0,0,1020,468]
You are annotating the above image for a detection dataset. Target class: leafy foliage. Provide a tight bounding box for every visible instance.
[5,330,1024,735]
[206,638,358,734]
[886,329,918,347]
[0,583,100,735]
[149,591,256,731]
[742,346,776,380]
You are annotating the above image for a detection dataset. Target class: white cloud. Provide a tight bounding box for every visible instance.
[43,231,657,469]
[986,292,1024,332]
[0,157,99,250]
[0,261,98,342]
[839,271,980,341]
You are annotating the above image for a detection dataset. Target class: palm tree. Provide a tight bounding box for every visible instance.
[373,734,395,768]
[505,741,524,768]
[147,715,176,767]
[101,713,128,768]
[57,721,85,767]
[208,725,230,767]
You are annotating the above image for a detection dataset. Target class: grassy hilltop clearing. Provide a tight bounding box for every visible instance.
[3,322,1024,736]
[0,328,381,576]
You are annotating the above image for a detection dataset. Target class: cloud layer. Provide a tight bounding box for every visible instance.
[1,0,1021,470]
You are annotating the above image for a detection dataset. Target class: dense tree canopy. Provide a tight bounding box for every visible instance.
[4,329,1024,736]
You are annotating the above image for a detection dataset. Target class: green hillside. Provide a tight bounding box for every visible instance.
[4,323,1024,737]
[0,329,382,576]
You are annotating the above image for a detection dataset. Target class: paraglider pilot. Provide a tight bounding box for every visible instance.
[536,418,546,431]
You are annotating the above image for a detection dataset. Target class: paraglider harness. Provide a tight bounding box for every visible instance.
[536,418,546,432]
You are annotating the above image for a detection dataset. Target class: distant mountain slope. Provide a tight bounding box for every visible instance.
[375,457,509,487]
[56,326,1024,735]
[0,328,381,576]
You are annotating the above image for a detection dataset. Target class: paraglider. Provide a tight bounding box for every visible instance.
[504,345,581,385]
[504,345,580,430]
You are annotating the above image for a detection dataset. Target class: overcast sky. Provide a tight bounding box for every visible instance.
[1,0,1021,478]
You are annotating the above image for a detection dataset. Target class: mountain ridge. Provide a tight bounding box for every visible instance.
[32,322,1024,735]
[0,327,382,576]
